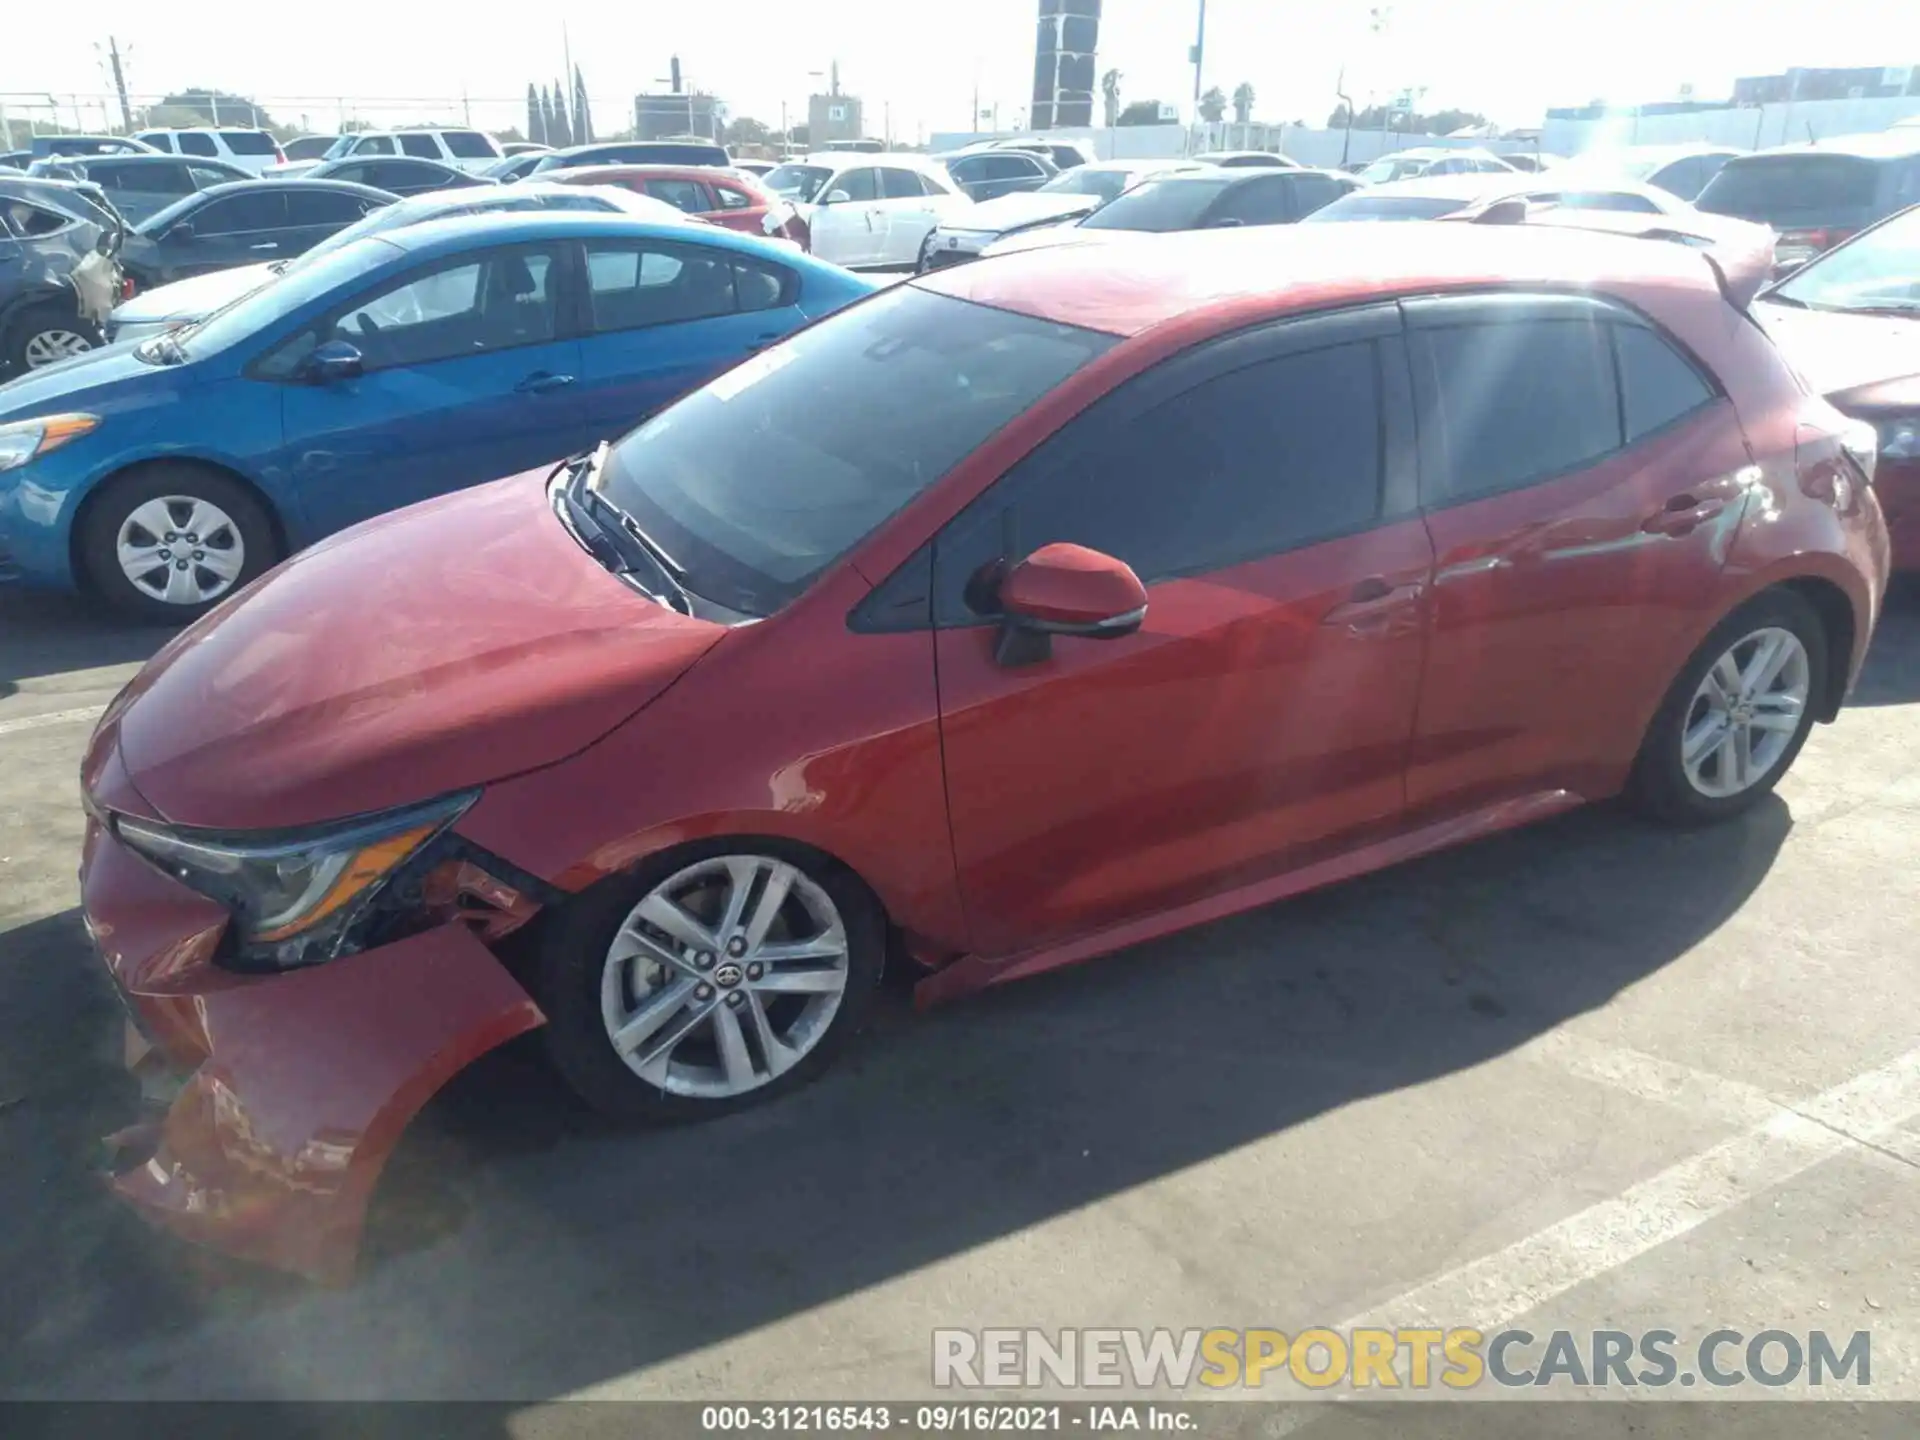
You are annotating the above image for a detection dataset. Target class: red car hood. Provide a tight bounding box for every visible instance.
[1752,301,1920,400]
[110,470,726,831]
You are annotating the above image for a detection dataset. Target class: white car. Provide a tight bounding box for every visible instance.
[132,127,285,176]
[761,153,969,268]
[291,128,505,177]
[921,160,1214,270]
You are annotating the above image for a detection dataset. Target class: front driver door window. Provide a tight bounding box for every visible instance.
[929,306,1432,955]
[273,243,585,537]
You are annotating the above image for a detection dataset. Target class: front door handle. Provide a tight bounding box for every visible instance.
[744,333,782,353]
[515,372,576,395]
[248,242,279,252]
[1321,577,1425,629]
[1642,495,1727,536]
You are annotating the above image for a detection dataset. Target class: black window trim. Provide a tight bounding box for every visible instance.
[850,301,1417,634]
[245,239,571,383]
[1399,287,1725,513]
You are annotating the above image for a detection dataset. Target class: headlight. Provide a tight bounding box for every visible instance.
[1876,416,1920,462]
[0,414,99,472]
[115,791,476,971]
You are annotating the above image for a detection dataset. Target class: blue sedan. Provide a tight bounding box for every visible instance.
[0,211,876,618]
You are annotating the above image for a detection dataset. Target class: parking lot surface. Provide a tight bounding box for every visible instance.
[2,580,1918,1416]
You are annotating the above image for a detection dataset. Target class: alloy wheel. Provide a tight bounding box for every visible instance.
[115,495,248,607]
[600,855,851,1099]
[23,328,94,368]
[1680,625,1811,799]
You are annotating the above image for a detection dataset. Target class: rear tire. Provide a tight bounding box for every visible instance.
[77,464,279,624]
[1627,589,1828,827]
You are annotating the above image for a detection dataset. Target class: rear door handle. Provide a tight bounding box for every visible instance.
[1642,495,1727,536]
[515,372,576,394]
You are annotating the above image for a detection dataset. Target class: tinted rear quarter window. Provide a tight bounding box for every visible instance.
[1414,315,1620,503]
[196,191,290,234]
[285,189,371,225]
[881,168,928,199]
[443,131,496,158]
[400,134,442,159]
[221,131,277,155]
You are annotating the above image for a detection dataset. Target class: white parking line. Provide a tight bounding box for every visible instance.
[0,704,107,739]
[1338,1039,1920,1325]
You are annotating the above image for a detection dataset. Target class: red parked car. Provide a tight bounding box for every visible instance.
[81,223,1889,1281]
[551,162,809,249]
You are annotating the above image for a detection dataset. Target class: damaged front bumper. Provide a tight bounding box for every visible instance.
[82,819,545,1283]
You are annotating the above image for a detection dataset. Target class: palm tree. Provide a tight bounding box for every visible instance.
[1199,86,1228,124]
[1232,82,1255,125]
[1101,69,1123,129]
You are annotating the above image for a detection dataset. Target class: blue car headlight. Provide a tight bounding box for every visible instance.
[0,414,98,472]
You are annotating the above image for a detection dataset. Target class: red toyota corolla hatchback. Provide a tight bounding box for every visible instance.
[81,223,1889,1281]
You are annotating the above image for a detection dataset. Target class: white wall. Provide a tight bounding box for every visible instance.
[929,123,1547,169]
[1543,95,1920,155]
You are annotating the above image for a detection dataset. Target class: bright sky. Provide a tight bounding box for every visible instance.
[0,0,1905,142]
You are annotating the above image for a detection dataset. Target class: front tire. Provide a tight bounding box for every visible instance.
[538,844,884,1122]
[77,464,279,623]
[1628,589,1828,826]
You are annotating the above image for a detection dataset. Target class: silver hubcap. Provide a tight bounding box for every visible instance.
[601,856,850,1099]
[1682,626,1811,799]
[115,495,247,606]
[23,328,93,368]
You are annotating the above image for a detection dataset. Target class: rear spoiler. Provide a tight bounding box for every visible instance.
[1446,201,1775,310]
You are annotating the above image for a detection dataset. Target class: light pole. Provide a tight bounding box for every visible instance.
[1187,0,1207,156]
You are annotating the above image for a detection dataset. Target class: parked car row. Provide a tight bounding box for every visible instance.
[21,203,1899,1291]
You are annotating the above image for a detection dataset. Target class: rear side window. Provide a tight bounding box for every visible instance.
[354,135,396,156]
[1613,324,1715,440]
[973,341,1385,588]
[195,191,290,234]
[399,134,441,159]
[221,131,277,155]
[285,189,371,225]
[177,133,218,157]
[4,202,72,237]
[881,167,928,199]
[711,183,753,210]
[583,239,743,331]
[1697,155,1880,219]
[443,131,496,159]
[834,168,880,202]
[643,178,714,213]
[1212,176,1294,224]
[1413,315,1620,504]
[97,162,194,195]
[1287,173,1348,215]
[135,132,174,152]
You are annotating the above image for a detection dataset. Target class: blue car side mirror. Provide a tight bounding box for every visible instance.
[305,340,364,383]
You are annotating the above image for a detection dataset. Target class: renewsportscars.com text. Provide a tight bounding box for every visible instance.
[932,1327,1872,1391]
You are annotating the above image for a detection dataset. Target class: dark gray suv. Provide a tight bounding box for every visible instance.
[0,178,122,375]
[1698,131,1920,271]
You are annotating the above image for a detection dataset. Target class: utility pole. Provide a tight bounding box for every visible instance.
[106,36,134,131]
[1188,0,1208,155]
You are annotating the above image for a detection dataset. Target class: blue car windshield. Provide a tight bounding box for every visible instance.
[170,237,403,360]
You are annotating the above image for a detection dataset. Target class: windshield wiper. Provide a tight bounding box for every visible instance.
[564,444,693,615]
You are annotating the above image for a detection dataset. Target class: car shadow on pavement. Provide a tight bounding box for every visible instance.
[0,589,173,699]
[0,790,1795,1401]
[1849,576,1920,707]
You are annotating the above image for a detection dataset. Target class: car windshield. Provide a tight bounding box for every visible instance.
[1037,168,1140,202]
[1304,193,1470,222]
[1078,176,1238,231]
[1769,205,1920,313]
[167,235,401,360]
[763,164,833,203]
[590,285,1116,616]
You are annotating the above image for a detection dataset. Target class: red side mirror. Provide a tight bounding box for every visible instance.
[994,543,1147,666]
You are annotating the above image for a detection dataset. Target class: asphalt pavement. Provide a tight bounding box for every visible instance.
[2,578,1918,1427]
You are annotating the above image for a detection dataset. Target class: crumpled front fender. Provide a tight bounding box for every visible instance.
[108,922,544,1283]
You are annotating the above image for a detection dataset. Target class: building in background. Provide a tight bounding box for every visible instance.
[634,90,723,140]
[1031,0,1101,129]
[1734,65,1918,106]
[808,64,865,145]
